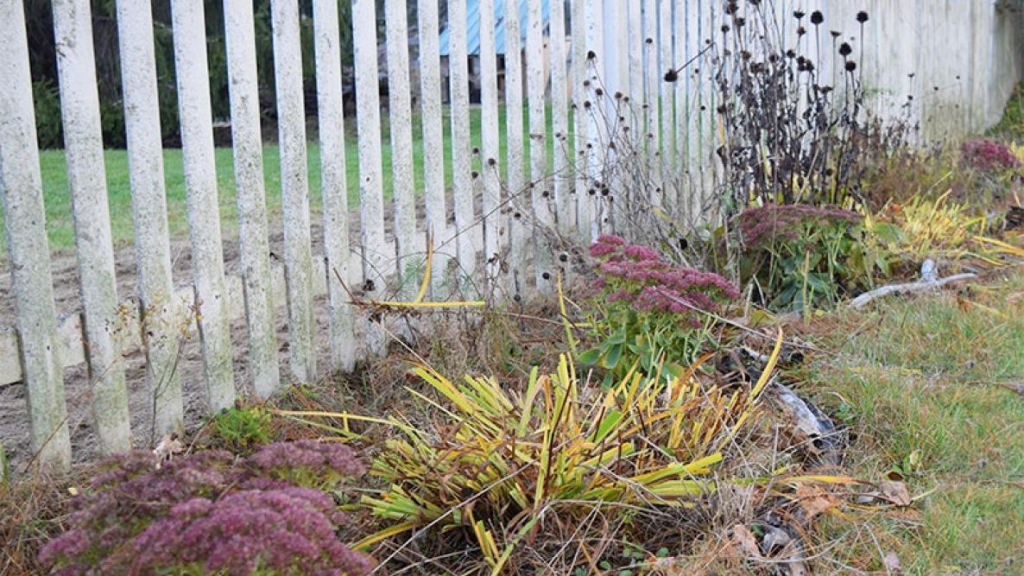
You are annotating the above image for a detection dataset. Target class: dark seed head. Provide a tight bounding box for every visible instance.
[856,11,869,23]
[845,60,857,72]
[794,10,805,19]
[664,69,679,82]
[839,42,852,56]
[810,10,824,24]
[587,50,596,60]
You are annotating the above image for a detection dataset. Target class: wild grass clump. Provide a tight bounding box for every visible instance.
[39,442,372,576]
[581,235,740,382]
[362,353,778,573]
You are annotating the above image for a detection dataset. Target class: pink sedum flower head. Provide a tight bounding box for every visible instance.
[588,237,740,324]
[40,442,372,576]
[961,139,1021,171]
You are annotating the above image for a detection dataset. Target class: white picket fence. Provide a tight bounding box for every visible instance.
[1,0,1021,471]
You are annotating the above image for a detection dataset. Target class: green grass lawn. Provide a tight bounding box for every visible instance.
[1,104,568,256]
[802,277,1024,573]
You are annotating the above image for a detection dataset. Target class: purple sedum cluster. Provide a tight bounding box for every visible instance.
[40,441,372,576]
[961,139,1021,171]
[736,204,862,248]
[589,235,740,326]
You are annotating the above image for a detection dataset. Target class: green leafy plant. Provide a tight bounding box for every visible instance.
[211,406,273,452]
[580,235,740,385]
[737,204,876,311]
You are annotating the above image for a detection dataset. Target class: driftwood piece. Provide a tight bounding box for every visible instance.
[850,259,977,310]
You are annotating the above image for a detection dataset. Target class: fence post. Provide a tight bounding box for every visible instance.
[313,0,357,372]
[417,0,450,297]
[504,0,528,297]
[272,0,318,380]
[526,0,554,292]
[448,0,478,292]
[115,0,184,440]
[385,0,419,299]
[52,0,132,454]
[0,0,71,470]
[478,0,502,290]
[224,0,281,398]
[352,0,389,356]
[171,0,236,412]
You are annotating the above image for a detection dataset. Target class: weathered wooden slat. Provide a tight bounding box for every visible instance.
[478,0,502,289]
[115,0,184,439]
[53,0,132,454]
[584,0,606,238]
[0,0,71,470]
[352,0,388,355]
[385,0,418,298]
[601,0,624,232]
[503,0,528,296]
[628,0,644,136]
[659,0,675,210]
[272,0,318,379]
[171,0,236,412]
[448,0,477,292]
[549,0,571,238]
[570,0,592,244]
[312,0,356,372]
[643,0,661,209]
[417,0,450,297]
[224,0,281,398]
[526,0,553,292]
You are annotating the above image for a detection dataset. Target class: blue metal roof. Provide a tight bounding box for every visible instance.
[438,0,552,56]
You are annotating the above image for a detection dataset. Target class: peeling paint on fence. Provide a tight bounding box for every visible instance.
[0,0,71,470]
[417,0,450,297]
[479,0,502,290]
[352,0,388,356]
[313,0,357,373]
[53,0,132,455]
[273,0,318,380]
[115,0,184,439]
[172,0,236,412]
[504,0,527,297]
[224,0,281,399]
[385,0,418,299]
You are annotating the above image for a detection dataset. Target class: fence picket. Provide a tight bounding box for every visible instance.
[272,0,318,379]
[224,0,281,398]
[312,0,357,372]
[352,0,388,355]
[643,0,661,209]
[171,0,236,412]
[385,0,418,298]
[504,0,528,297]
[448,0,477,292]
[549,0,571,238]
[526,0,553,292]
[478,0,502,289]
[115,0,184,439]
[0,0,71,470]
[571,0,592,244]
[659,0,675,206]
[584,0,606,238]
[53,0,131,454]
[417,0,450,297]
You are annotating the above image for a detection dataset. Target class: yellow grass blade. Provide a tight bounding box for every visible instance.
[352,520,421,551]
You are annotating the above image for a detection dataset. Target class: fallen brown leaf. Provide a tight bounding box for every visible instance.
[729,524,763,560]
[879,480,912,507]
